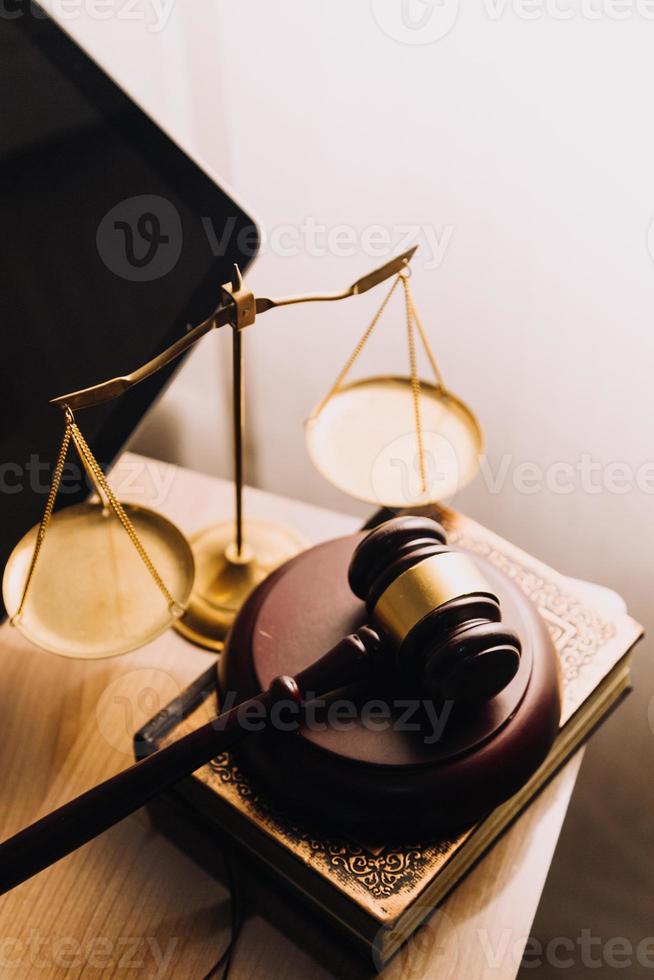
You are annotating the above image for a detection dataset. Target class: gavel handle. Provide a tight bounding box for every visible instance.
[0,630,379,896]
[0,691,269,896]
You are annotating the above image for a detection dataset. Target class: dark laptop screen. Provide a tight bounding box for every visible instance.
[0,8,258,614]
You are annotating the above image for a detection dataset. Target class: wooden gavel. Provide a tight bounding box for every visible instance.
[0,516,521,895]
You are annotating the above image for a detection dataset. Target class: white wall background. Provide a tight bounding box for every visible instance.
[42,0,654,628]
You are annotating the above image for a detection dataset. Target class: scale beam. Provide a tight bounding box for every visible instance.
[254,246,417,313]
[50,247,417,413]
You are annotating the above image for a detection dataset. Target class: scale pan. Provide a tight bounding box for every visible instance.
[3,501,194,659]
[305,375,483,507]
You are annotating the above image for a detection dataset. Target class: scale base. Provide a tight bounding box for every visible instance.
[174,519,308,651]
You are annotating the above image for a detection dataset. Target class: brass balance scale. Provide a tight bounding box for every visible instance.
[2,248,483,659]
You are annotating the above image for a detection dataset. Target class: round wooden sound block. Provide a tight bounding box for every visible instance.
[220,533,561,835]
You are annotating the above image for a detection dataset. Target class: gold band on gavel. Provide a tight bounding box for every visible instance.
[372,552,497,647]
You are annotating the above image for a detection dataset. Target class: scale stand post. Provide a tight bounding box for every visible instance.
[173,266,307,650]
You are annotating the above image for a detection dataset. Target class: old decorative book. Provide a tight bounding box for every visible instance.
[136,507,642,963]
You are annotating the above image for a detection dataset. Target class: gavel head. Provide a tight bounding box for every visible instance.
[348,516,521,702]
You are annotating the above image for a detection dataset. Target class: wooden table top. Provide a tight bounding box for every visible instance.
[0,454,582,979]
